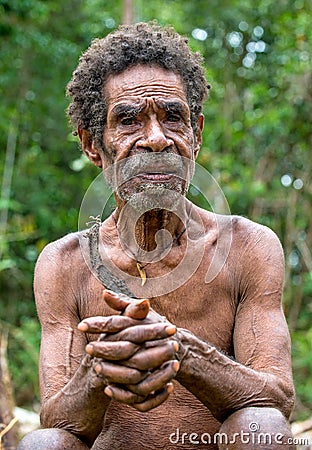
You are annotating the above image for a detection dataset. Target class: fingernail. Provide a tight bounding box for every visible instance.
[78,322,89,332]
[165,325,176,336]
[173,361,180,372]
[173,341,179,352]
[85,344,94,355]
[103,289,118,298]
[134,299,146,305]
[104,386,113,398]
[167,383,174,394]
[95,364,102,374]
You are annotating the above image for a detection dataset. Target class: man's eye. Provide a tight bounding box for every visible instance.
[166,113,181,122]
[120,116,135,125]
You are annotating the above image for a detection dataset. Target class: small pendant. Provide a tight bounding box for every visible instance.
[136,262,147,286]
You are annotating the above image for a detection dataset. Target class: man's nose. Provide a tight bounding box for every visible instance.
[137,119,173,152]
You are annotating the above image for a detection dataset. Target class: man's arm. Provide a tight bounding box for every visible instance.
[35,235,179,445]
[175,222,295,421]
[35,237,111,446]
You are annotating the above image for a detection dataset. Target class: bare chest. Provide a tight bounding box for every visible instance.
[79,259,237,355]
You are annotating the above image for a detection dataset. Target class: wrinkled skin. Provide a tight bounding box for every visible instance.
[18,66,295,450]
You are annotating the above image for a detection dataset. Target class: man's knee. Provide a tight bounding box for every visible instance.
[17,428,90,450]
[218,407,295,449]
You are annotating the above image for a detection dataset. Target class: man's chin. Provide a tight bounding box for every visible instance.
[117,183,186,213]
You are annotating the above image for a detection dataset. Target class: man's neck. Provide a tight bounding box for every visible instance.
[113,201,190,260]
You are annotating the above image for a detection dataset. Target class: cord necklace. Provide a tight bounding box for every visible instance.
[112,204,192,286]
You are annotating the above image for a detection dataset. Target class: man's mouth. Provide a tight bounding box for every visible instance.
[117,172,183,197]
[135,172,177,182]
[105,153,193,193]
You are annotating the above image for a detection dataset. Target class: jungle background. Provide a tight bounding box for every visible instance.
[0,0,311,436]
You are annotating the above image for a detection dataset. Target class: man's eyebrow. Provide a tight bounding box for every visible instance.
[111,104,144,117]
[157,100,189,114]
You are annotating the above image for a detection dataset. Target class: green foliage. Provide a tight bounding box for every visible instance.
[292,327,312,419]
[6,318,41,406]
[0,0,311,419]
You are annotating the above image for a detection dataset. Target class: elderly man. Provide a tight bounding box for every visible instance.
[18,22,295,449]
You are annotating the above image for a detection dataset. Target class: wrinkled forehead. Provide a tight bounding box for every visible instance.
[104,64,188,106]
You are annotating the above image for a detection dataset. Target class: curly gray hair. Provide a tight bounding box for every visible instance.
[66,22,209,151]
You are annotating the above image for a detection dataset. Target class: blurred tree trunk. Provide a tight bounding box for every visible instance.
[0,329,18,450]
[0,116,18,261]
[123,0,133,25]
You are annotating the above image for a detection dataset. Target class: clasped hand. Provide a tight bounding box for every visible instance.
[78,289,180,412]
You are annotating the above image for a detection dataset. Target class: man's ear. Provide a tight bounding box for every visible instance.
[78,127,103,168]
[194,114,204,158]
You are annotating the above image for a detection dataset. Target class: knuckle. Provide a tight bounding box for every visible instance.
[126,327,143,342]
[128,384,144,396]
[134,383,151,396]
[132,371,147,385]
[104,316,115,331]
[130,392,146,404]
[163,344,176,359]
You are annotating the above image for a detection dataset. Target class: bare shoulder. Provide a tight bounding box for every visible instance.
[225,215,285,294]
[35,231,85,276]
[230,214,283,257]
[197,206,284,268]
[34,231,89,310]
[198,206,281,245]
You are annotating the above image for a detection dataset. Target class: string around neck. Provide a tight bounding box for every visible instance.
[112,203,193,286]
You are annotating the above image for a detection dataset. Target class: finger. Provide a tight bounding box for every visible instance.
[104,384,146,404]
[122,341,179,371]
[86,341,140,360]
[78,315,142,333]
[95,360,148,384]
[124,299,150,319]
[126,360,180,396]
[144,338,171,348]
[103,290,150,319]
[102,289,131,311]
[103,323,176,344]
[133,383,174,412]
